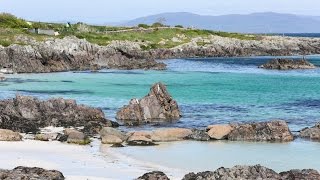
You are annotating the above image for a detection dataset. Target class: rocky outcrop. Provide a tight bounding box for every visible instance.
[259,59,316,70]
[228,120,294,142]
[100,127,126,144]
[0,37,165,74]
[116,82,181,125]
[137,171,169,180]
[0,166,64,180]
[207,124,234,140]
[0,129,22,141]
[2,35,320,73]
[182,165,320,180]
[0,95,117,134]
[300,122,320,141]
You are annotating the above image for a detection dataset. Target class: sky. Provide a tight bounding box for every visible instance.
[0,0,319,24]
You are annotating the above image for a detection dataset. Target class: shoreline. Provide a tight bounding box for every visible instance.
[1,138,320,179]
[0,139,185,180]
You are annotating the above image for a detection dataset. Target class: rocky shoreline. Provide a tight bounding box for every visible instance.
[138,165,320,180]
[2,164,319,180]
[1,35,320,73]
[0,83,320,179]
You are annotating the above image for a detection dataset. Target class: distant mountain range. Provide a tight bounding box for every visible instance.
[122,12,320,33]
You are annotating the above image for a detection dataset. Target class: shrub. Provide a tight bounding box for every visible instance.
[0,13,30,28]
[151,22,165,28]
[138,24,149,28]
[175,25,184,28]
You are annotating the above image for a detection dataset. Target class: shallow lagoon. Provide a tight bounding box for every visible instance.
[1,56,320,178]
[1,55,320,131]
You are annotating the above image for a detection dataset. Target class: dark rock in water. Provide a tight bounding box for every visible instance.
[259,59,316,70]
[127,140,157,146]
[280,169,320,180]
[0,166,65,180]
[111,143,125,148]
[0,95,116,134]
[299,122,320,141]
[228,120,294,142]
[186,129,210,141]
[137,171,169,180]
[116,82,181,125]
[182,165,281,180]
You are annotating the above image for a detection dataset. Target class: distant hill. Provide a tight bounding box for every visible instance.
[123,12,320,33]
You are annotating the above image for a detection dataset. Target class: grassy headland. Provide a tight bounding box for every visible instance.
[0,13,258,48]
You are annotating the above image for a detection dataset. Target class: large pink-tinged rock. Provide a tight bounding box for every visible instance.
[207,124,234,140]
[151,128,192,142]
[116,82,181,125]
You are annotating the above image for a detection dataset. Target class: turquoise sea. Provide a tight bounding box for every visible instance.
[1,55,320,131]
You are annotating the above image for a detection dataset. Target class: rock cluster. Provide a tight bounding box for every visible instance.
[103,120,293,146]
[138,165,320,180]
[299,122,320,141]
[181,165,320,180]
[0,95,117,134]
[116,82,181,125]
[259,59,316,70]
[0,166,65,180]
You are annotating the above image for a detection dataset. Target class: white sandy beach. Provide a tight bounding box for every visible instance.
[0,139,185,180]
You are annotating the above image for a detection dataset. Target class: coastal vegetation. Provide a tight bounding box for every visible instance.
[0,13,257,48]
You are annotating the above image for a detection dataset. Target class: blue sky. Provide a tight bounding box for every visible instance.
[0,0,319,23]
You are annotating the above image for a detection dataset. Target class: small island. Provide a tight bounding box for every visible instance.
[259,58,316,70]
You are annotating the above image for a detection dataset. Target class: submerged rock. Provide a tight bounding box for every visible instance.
[0,129,22,141]
[299,122,320,141]
[137,171,170,180]
[0,95,116,134]
[116,82,181,125]
[259,59,316,70]
[228,120,294,142]
[0,166,65,180]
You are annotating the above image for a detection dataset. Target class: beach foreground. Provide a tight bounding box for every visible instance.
[1,138,320,179]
